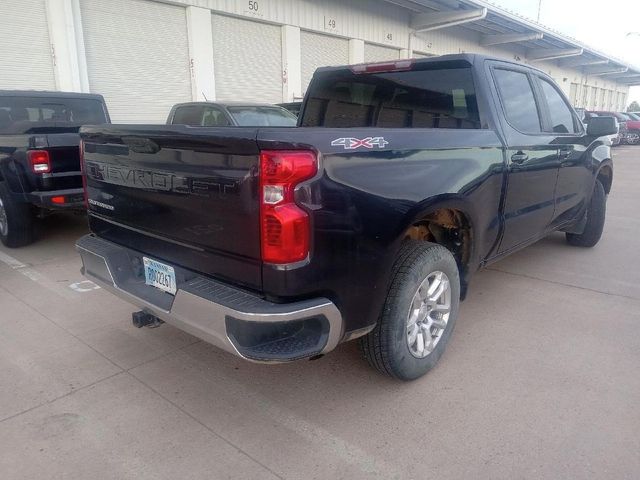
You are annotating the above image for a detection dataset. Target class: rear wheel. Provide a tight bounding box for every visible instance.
[566,180,606,248]
[0,181,35,248]
[360,241,460,381]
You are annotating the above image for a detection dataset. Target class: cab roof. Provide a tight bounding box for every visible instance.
[0,90,105,100]
[316,53,532,74]
[172,101,288,109]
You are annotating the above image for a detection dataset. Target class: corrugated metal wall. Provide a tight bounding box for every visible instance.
[412,24,626,104]
[0,0,630,112]
[0,0,56,90]
[300,31,349,93]
[364,43,400,62]
[170,0,411,49]
[569,83,578,106]
[212,14,283,103]
[81,0,192,123]
[165,0,630,110]
[412,52,434,59]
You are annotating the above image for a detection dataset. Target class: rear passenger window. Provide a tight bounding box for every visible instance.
[539,78,578,134]
[172,105,230,126]
[172,105,206,126]
[494,69,541,133]
[302,66,480,129]
[202,107,230,126]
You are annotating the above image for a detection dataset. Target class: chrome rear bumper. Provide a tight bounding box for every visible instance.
[76,235,343,363]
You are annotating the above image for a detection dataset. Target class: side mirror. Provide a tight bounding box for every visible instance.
[587,116,618,137]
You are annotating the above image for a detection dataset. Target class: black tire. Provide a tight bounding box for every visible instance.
[0,181,35,248]
[360,241,460,381]
[566,180,606,248]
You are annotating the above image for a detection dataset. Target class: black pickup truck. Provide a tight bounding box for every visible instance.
[0,91,110,247]
[77,54,616,380]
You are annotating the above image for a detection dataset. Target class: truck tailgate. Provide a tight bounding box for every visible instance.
[80,125,262,291]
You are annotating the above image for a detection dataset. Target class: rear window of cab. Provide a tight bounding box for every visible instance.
[301,65,480,129]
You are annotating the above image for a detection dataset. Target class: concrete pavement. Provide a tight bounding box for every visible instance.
[1,147,639,479]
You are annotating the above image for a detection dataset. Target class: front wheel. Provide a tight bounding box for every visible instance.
[566,180,606,248]
[360,241,460,381]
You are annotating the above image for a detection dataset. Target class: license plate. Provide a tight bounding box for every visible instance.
[143,257,177,295]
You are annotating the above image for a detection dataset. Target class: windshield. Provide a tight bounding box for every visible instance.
[0,97,107,134]
[626,112,640,121]
[227,106,297,126]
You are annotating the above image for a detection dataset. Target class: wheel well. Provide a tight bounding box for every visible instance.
[404,208,473,282]
[597,165,612,194]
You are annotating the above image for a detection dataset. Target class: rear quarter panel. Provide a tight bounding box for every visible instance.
[258,127,506,333]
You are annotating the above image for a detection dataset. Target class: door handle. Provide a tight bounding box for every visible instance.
[511,152,529,164]
[558,147,572,160]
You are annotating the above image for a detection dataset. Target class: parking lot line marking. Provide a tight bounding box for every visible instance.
[0,249,75,299]
[0,250,27,269]
[69,280,101,292]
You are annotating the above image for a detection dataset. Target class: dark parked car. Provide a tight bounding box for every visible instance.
[278,101,303,116]
[592,111,639,145]
[166,101,297,127]
[0,90,110,247]
[77,54,615,381]
[618,112,640,144]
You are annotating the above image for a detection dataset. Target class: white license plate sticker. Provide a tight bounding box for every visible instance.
[143,257,177,295]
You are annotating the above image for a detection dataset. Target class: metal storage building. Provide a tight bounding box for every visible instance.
[3,0,638,122]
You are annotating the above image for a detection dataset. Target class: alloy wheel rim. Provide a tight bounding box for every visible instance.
[0,197,7,237]
[406,271,451,358]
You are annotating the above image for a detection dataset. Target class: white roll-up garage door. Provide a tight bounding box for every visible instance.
[0,0,55,90]
[81,0,192,123]
[301,31,349,94]
[212,15,283,103]
[364,44,400,63]
[412,52,434,59]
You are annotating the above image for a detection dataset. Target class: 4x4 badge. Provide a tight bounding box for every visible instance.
[331,137,389,150]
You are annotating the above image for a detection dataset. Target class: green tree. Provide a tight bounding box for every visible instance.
[627,101,640,112]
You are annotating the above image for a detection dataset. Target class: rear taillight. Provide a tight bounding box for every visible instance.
[27,150,51,174]
[259,150,317,264]
[79,140,88,208]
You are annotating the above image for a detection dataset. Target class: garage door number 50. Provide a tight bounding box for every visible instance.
[248,1,259,11]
